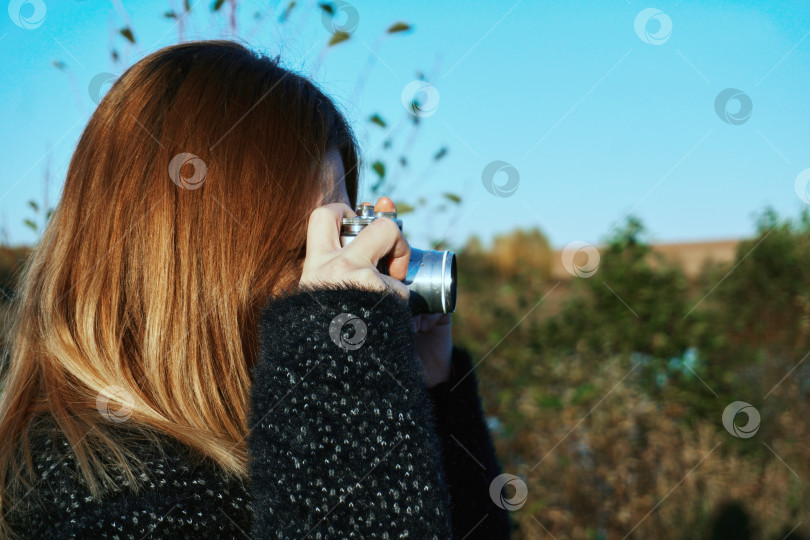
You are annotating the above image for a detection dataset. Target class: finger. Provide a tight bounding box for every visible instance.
[305,203,355,257]
[345,217,411,281]
[413,313,451,333]
[379,274,410,302]
[434,313,452,326]
[372,198,409,279]
[411,314,421,333]
[374,196,396,213]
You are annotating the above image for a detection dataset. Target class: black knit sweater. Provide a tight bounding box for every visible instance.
[8,286,511,538]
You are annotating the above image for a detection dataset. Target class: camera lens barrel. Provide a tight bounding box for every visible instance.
[340,204,457,314]
[403,248,457,314]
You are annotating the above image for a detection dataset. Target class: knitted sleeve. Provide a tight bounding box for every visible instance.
[427,346,513,539]
[247,284,453,538]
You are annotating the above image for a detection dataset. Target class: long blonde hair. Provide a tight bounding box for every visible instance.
[0,39,358,536]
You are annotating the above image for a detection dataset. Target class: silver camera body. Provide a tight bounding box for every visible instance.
[340,203,457,315]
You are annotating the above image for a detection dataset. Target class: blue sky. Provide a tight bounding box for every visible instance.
[2,0,809,250]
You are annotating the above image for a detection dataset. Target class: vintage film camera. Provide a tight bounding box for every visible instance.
[340,203,456,314]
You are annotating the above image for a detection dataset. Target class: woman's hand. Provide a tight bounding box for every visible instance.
[299,201,410,298]
[300,197,453,387]
[413,313,453,387]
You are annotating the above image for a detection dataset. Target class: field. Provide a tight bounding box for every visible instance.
[2,210,808,539]
[452,212,809,539]
[550,239,739,281]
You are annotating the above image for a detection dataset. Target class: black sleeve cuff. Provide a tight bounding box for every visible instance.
[425,345,513,539]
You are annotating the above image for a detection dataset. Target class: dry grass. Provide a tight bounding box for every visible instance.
[485,355,809,539]
[455,222,809,540]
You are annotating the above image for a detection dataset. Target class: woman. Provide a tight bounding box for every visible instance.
[0,40,510,538]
